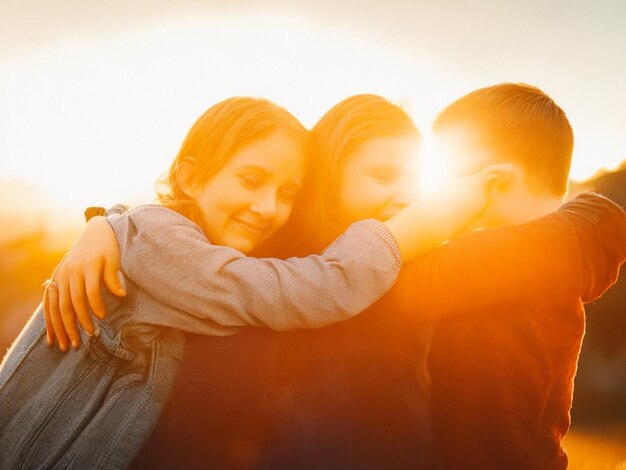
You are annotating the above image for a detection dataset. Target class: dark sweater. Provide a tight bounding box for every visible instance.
[413,193,626,470]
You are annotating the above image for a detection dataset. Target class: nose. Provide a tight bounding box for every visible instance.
[250,189,278,220]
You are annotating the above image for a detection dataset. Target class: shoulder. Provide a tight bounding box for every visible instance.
[559,192,626,224]
[126,205,206,236]
[107,204,212,255]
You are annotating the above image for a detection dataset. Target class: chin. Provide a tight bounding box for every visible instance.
[222,237,255,254]
[373,212,396,223]
[236,242,257,254]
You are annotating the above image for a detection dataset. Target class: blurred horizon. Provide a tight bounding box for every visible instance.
[2,0,625,212]
[2,163,625,248]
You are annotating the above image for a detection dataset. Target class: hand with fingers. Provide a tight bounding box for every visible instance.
[43,215,126,351]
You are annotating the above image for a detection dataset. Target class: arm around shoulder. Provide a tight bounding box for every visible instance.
[560,192,626,302]
[394,192,626,319]
[107,206,402,331]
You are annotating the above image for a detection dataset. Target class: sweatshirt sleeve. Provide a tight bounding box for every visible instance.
[558,192,626,303]
[106,205,402,331]
[393,192,626,320]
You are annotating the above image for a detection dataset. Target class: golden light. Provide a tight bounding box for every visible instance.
[1,6,624,217]
[1,11,456,214]
[419,131,455,194]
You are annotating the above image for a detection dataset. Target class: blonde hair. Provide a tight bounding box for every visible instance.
[157,97,309,229]
[433,83,573,195]
[298,94,420,245]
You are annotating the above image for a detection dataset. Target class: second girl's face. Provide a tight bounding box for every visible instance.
[194,131,305,254]
[338,135,421,223]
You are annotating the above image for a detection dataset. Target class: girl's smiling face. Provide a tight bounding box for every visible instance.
[338,135,421,223]
[191,130,305,253]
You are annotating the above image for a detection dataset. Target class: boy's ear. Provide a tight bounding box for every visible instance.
[483,163,520,195]
[178,157,201,198]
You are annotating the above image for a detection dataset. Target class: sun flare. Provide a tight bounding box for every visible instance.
[419,132,455,194]
[1,7,623,214]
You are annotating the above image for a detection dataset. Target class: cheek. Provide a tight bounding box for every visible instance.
[359,184,391,207]
[342,178,371,204]
[338,182,375,219]
[338,193,362,220]
[216,187,250,212]
[274,203,294,229]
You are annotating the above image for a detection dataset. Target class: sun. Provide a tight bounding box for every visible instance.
[419,132,454,195]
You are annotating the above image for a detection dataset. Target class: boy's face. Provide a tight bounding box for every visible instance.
[435,123,564,229]
[434,125,521,229]
[434,125,494,179]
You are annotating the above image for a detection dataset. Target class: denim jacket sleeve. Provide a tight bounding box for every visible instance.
[106,205,402,331]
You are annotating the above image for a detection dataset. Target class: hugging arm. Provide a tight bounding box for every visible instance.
[109,206,402,331]
[46,205,403,350]
[45,166,502,349]
[44,211,127,351]
[558,193,626,302]
[394,192,626,320]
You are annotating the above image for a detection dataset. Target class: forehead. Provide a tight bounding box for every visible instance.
[224,131,305,182]
[347,136,420,168]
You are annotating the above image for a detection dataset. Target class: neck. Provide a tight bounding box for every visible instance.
[509,193,563,225]
[503,194,563,224]
[473,191,564,230]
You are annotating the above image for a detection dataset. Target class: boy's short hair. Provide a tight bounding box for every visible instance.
[433,83,573,196]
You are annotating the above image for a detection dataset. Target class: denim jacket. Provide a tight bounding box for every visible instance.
[0,205,401,469]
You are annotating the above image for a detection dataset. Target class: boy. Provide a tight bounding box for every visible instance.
[407,83,626,469]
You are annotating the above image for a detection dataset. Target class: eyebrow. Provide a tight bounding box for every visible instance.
[236,164,271,176]
[237,164,303,187]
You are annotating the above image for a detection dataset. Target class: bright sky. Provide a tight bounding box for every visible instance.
[1,0,624,213]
